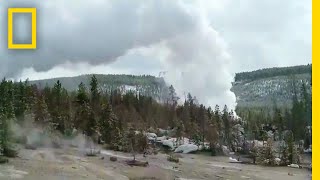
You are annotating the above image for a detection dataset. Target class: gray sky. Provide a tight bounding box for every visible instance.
[208,0,311,72]
[0,0,311,79]
[0,0,311,109]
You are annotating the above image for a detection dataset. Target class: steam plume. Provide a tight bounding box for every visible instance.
[0,0,236,109]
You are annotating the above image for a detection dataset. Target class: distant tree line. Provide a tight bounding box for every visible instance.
[234,64,311,82]
[31,74,168,103]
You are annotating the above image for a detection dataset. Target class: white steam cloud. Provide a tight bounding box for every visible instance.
[1,0,236,109]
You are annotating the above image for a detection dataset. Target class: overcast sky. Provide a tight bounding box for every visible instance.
[0,0,311,79]
[0,0,311,109]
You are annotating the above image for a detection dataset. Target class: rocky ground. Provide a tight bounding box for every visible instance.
[0,145,311,180]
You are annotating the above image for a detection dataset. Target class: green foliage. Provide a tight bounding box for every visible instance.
[135,132,148,153]
[280,144,289,165]
[24,64,312,110]
[30,74,168,102]
[222,105,231,146]
[0,79,18,157]
[256,139,276,166]
[191,134,202,147]
[97,103,120,147]
[235,64,311,82]
[285,132,300,164]
[233,69,311,108]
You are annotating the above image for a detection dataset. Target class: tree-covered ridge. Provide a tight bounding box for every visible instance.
[234,64,311,82]
[30,64,312,109]
[232,73,311,107]
[31,74,168,102]
[31,74,166,90]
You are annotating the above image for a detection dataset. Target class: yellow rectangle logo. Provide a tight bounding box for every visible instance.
[8,8,37,49]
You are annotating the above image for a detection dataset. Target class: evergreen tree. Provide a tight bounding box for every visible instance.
[214,105,222,142]
[222,105,230,147]
[256,139,276,166]
[14,81,27,123]
[291,96,305,139]
[168,85,179,128]
[97,103,120,147]
[198,104,207,146]
[0,110,8,156]
[207,107,219,155]
[33,92,51,126]
[0,80,17,157]
[50,80,65,132]
[74,82,92,135]
[181,100,191,135]
[301,82,312,127]
[273,107,284,139]
[285,131,300,164]
[90,75,100,109]
[175,119,185,146]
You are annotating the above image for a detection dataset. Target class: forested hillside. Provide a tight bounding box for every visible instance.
[234,64,311,82]
[232,64,311,108]
[31,64,312,109]
[31,74,168,102]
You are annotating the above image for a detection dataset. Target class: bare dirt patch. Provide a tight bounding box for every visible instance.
[0,146,311,180]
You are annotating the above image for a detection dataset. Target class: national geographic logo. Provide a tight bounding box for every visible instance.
[8,8,37,49]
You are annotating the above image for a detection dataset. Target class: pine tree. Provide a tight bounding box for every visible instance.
[0,80,17,157]
[198,104,207,147]
[33,92,51,126]
[256,139,276,166]
[50,80,65,132]
[304,126,311,150]
[290,78,305,139]
[14,81,27,123]
[214,105,223,145]
[175,119,185,146]
[168,85,179,106]
[181,101,191,136]
[207,107,219,155]
[168,85,179,128]
[273,107,284,140]
[80,75,101,139]
[301,82,311,126]
[90,75,100,109]
[0,109,8,156]
[97,103,120,148]
[286,131,299,164]
[280,142,289,165]
[74,82,91,134]
[222,105,230,147]
[60,89,72,136]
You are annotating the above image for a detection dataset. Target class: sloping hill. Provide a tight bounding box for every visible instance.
[30,64,312,108]
[31,74,168,101]
[231,64,311,107]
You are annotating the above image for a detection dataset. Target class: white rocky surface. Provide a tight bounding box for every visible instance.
[174,144,198,154]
